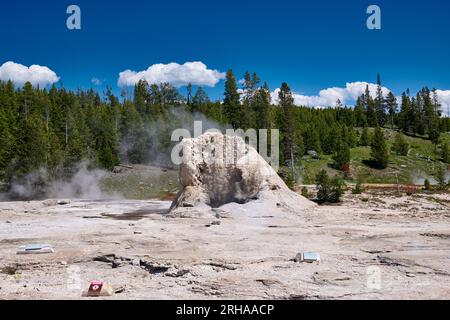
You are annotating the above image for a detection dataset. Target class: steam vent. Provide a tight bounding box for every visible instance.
[170,132,315,212]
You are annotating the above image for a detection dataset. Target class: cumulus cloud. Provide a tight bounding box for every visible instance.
[270,82,450,116]
[435,89,450,116]
[271,81,391,108]
[118,61,225,88]
[0,61,60,86]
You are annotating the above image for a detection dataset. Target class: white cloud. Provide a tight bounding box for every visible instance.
[271,81,392,108]
[91,77,102,86]
[270,82,450,116]
[118,61,225,88]
[0,61,60,86]
[345,81,391,100]
[435,89,450,116]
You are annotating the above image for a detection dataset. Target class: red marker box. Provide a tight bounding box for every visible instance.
[87,280,104,296]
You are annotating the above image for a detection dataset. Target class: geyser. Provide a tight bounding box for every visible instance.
[170,132,314,211]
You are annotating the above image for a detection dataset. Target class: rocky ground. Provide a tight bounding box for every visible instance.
[0,191,449,300]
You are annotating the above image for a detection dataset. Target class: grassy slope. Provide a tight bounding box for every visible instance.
[100,165,179,200]
[300,129,450,185]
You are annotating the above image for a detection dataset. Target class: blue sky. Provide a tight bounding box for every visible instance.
[1,0,450,108]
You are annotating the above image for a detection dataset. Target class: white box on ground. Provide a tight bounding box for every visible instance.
[16,244,55,255]
[295,252,320,263]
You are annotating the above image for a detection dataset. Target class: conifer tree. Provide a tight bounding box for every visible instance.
[315,170,344,203]
[119,100,148,164]
[223,70,241,129]
[399,91,411,133]
[303,125,321,154]
[360,124,371,146]
[14,114,48,176]
[440,142,450,164]
[370,126,389,169]
[0,107,12,179]
[413,93,425,135]
[354,96,367,127]
[134,80,149,116]
[192,86,210,111]
[253,82,272,130]
[374,74,386,127]
[332,141,351,172]
[365,85,377,127]
[429,89,442,151]
[392,132,409,156]
[186,83,193,106]
[436,166,449,191]
[385,91,398,130]
[278,82,298,176]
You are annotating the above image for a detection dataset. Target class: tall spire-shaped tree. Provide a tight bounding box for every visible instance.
[374,74,386,127]
[370,126,389,169]
[278,82,298,177]
[254,82,272,130]
[365,85,377,127]
[223,70,241,129]
[385,91,398,130]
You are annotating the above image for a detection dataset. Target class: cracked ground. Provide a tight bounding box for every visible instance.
[0,192,449,299]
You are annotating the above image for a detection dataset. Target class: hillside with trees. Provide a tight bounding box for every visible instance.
[1,72,449,195]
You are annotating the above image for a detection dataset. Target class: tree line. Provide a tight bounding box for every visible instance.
[1,71,449,190]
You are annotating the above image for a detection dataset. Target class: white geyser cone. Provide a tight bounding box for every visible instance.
[170,132,315,213]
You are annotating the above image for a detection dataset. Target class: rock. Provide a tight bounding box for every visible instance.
[307,150,320,159]
[1,265,18,275]
[112,167,124,174]
[93,254,116,263]
[209,262,238,270]
[139,259,170,274]
[170,132,315,212]
[165,269,190,277]
[256,279,281,287]
[132,258,141,266]
[112,259,123,268]
[43,199,58,206]
[114,286,126,294]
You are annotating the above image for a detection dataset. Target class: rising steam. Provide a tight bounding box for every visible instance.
[1,161,119,201]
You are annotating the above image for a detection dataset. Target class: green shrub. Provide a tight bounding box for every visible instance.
[352,180,365,194]
[315,169,344,204]
[436,166,449,191]
[423,178,431,191]
[392,132,409,156]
